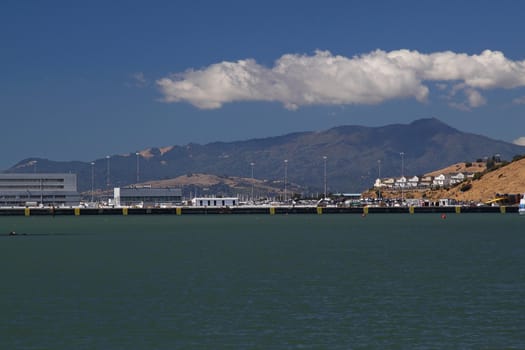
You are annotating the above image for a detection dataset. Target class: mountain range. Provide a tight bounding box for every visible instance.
[5,118,525,194]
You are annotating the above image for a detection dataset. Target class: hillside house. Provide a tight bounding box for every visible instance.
[407,176,420,188]
[374,178,387,188]
[382,178,395,188]
[450,172,466,185]
[419,176,433,188]
[395,176,407,188]
[433,174,451,187]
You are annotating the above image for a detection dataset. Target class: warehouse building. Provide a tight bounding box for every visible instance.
[114,186,182,207]
[0,173,80,207]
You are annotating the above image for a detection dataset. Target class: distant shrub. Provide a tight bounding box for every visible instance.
[460,183,472,192]
[465,162,472,167]
[476,158,483,163]
[473,173,483,180]
[486,159,496,170]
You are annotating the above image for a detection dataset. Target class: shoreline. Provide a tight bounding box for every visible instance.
[0,205,517,216]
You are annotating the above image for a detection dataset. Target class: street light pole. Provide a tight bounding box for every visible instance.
[377,159,381,201]
[323,155,327,199]
[284,159,288,203]
[91,161,95,203]
[400,152,405,205]
[135,152,140,183]
[106,155,110,189]
[40,177,43,205]
[250,162,255,203]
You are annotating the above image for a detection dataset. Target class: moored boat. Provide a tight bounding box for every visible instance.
[519,194,525,215]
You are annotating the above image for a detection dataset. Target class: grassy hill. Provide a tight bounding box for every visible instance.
[136,173,300,199]
[426,157,525,203]
[424,161,487,177]
[368,157,525,203]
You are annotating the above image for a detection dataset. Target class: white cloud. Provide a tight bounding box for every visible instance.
[513,137,525,146]
[465,88,487,108]
[157,49,525,110]
[129,72,148,88]
[446,84,486,110]
[448,102,471,112]
[513,96,525,105]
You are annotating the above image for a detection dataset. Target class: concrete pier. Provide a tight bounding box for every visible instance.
[0,206,517,216]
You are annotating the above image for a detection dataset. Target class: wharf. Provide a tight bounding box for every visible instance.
[0,206,517,216]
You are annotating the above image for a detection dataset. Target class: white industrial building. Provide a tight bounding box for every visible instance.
[191,197,238,207]
[113,186,182,207]
[0,173,80,207]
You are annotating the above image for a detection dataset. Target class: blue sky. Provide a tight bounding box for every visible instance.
[2,0,525,170]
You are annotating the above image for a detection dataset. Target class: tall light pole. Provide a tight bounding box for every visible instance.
[135,152,140,183]
[323,155,327,199]
[284,159,288,203]
[106,155,110,189]
[377,159,381,201]
[40,176,43,205]
[91,161,95,203]
[400,152,405,204]
[250,162,255,203]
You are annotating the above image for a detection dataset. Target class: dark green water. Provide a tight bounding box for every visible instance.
[1,214,524,349]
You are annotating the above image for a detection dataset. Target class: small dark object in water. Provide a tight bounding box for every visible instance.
[9,231,16,236]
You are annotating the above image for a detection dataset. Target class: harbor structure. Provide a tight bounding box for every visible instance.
[0,173,80,207]
[191,197,238,207]
[114,186,182,207]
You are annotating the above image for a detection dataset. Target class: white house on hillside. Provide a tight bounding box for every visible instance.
[433,174,450,187]
[374,178,386,188]
[407,176,419,188]
[376,178,395,188]
[419,176,433,188]
[450,172,466,185]
[373,171,467,190]
[395,176,407,188]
